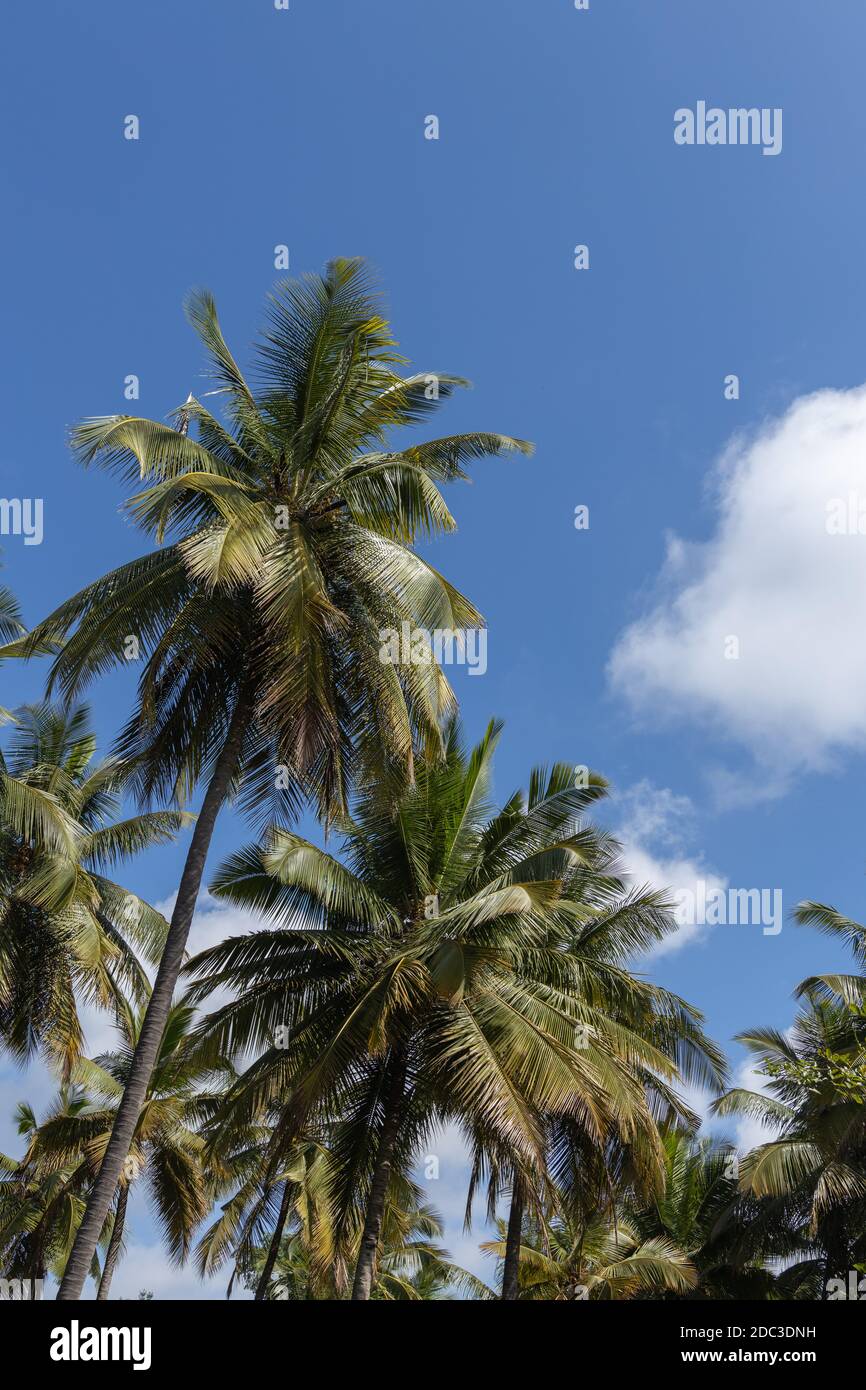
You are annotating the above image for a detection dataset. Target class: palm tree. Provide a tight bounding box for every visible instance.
[626,1130,780,1299]
[185,719,720,1300]
[712,998,866,1296]
[242,1165,489,1300]
[0,703,184,1077]
[73,998,217,1297]
[481,1205,697,1300]
[709,901,866,1297]
[463,826,728,1301]
[196,1125,335,1300]
[3,998,215,1298]
[14,259,531,1298]
[0,1087,100,1295]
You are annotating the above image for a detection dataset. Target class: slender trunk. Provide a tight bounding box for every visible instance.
[96,1184,129,1301]
[501,1176,524,1301]
[254,1182,293,1302]
[57,695,251,1300]
[350,1049,407,1301]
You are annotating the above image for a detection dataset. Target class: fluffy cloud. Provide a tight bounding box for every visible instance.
[613,780,727,956]
[609,384,866,791]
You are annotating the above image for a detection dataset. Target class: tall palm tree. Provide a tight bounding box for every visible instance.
[0,704,183,1077]
[3,998,216,1298]
[185,720,719,1299]
[14,259,531,1298]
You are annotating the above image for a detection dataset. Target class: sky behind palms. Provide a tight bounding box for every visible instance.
[2,0,865,1294]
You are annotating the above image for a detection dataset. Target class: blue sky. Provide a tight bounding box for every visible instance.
[3,0,866,1296]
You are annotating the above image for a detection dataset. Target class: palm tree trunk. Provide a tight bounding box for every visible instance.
[501,1176,524,1301]
[254,1182,293,1301]
[96,1184,128,1301]
[350,1049,407,1302]
[57,693,251,1300]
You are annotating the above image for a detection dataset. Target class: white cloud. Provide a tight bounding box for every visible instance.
[609,384,866,791]
[412,1121,494,1282]
[155,890,264,960]
[95,1238,247,1301]
[612,779,727,955]
[704,1056,783,1158]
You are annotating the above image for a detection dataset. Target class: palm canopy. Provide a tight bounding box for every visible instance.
[0,703,186,1075]
[185,718,725,1294]
[712,998,866,1281]
[1,998,219,1293]
[481,1205,698,1301]
[13,259,532,820]
[626,1130,783,1299]
[0,1085,102,1289]
[792,899,866,1008]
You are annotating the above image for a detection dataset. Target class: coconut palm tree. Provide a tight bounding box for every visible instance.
[185,719,722,1300]
[0,1087,101,1296]
[0,703,184,1077]
[481,1204,697,1300]
[241,1163,489,1301]
[625,1129,780,1299]
[3,998,216,1298]
[464,821,728,1300]
[712,997,866,1296]
[14,260,531,1298]
[196,1124,335,1300]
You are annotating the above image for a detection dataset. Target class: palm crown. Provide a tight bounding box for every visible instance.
[21,258,532,819]
[185,718,725,1297]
